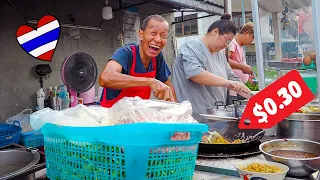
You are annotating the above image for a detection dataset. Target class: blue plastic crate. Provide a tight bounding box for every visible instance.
[20,130,44,148]
[0,121,22,147]
[41,123,208,180]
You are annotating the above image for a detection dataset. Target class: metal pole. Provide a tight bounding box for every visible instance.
[272,13,282,61]
[224,0,228,13]
[251,0,266,89]
[228,0,232,16]
[312,0,320,104]
[242,0,246,56]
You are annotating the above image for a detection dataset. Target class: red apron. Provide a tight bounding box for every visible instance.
[100,45,157,108]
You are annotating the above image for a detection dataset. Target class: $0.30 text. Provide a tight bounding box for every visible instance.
[253,81,302,123]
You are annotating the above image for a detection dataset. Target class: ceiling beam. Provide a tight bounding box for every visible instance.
[158,0,224,15]
[113,0,160,12]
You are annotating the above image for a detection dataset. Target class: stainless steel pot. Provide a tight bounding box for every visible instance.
[277,114,320,142]
[0,148,40,180]
[259,139,320,177]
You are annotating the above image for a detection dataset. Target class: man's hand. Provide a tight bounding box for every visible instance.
[248,75,254,83]
[150,79,175,102]
[242,64,253,75]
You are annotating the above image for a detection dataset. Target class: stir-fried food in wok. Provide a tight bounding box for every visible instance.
[202,131,245,144]
[296,106,320,113]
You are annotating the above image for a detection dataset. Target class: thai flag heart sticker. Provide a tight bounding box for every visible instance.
[16,15,61,62]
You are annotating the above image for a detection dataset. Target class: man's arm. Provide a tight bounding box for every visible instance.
[227,51,253,75]
[99,60,152,89]
[227,51,246,70]
[99,60,175,102]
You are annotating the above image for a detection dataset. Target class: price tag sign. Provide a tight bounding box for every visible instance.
[238,70,314,129]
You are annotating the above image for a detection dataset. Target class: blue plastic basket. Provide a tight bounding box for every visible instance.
[20,130,44,148]
[0,121,22,147]
[41,123,208,180]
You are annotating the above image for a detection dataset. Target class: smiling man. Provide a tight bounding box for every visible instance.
[99,15,176,108]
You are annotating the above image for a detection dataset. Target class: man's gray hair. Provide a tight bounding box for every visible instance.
[141,14,168,30]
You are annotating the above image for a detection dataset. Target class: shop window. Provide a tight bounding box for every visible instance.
[175,14,198,37]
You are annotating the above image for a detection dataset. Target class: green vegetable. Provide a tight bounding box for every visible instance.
[49,141,194,180]
[246,82,259,91]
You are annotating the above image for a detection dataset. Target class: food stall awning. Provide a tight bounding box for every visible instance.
[119,0,224,16]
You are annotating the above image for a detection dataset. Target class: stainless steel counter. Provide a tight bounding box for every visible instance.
[194,170,319,180]
[194,136,319,180]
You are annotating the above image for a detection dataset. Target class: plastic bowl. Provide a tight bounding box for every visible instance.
[234,160,289,180]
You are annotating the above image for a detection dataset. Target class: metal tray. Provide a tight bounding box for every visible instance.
[267,61,302,69]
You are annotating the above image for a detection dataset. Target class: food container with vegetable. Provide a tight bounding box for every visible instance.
[35,98,208,180]
[234,160,289,180]
[42,123,208,180]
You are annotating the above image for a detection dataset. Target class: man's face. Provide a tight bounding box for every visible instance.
[139,19,169,58]
[244,32,254,46]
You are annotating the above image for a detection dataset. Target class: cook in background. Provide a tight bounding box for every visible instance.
[226,22,255,104]
[99,15,176,108]
[172,14,250,115]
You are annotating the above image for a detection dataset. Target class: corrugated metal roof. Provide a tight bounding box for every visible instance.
[121,0,224,15]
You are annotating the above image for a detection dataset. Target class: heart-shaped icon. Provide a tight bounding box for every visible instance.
[16,15,61,62]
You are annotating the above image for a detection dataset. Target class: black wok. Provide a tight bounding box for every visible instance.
[193,114,265,154]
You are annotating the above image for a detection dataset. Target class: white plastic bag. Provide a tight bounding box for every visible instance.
[30,98,198,130]
[30,105,113,131]
[6,109,33,133]
[30,108,64,131]
[109,97,198,125]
